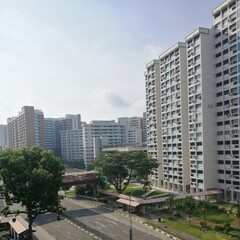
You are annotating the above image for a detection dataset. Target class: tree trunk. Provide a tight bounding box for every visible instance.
[28,214,33,240]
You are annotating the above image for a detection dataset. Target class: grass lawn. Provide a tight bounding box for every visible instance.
[105,184,164,197]
[150,219,239,240]
[66,191,76,198]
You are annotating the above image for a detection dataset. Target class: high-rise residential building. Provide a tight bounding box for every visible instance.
[44,114,83,162]
[213,0,239,201]
[60,114,83,163]
[61,129,84,163]
[118,116,144,144]
[0,124,7,149]
[7,106,45,149]
[145,0,240,201]
[145,60,161,187]
[82,120,124,169]
[142,112,147,143]
[44,118,62,157]
[159,42,190,192]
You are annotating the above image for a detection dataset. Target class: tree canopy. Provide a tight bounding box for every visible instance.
[94,151,158,193]
[0,147,65,240]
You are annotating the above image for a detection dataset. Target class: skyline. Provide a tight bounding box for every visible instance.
[0,0,223,124]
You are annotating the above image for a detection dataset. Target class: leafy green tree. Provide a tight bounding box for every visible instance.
[94,151,158,193]
[235,200,240,226]
[75,184,94,196]
[0,147,65,240]
[183,196,195,225]
[197,199,209,231]
[166,195,176,219]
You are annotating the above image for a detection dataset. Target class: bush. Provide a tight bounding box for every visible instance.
[167,216,175,221]
[223,222,232,234]
[76,184,94,196]
[215,225,224,231]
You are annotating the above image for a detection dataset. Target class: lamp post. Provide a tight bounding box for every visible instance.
[129,189,138,240]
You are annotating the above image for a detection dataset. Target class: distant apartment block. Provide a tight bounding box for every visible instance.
[82,120,124,169]
[60,114,83,163]
[7,106,45,149]
[118,116,145,144]
[145,0,240,201]
[0,124,7,149]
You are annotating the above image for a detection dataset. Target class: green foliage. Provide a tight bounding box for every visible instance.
[197,199,210,230]
[223,222,232,234]
[75,184,94,196]
[182,196,196,225]
[64,160,85,170]
[99,175,108,189]
[0,147,65,240]
[94,151,158,193]
[165,195,175,217]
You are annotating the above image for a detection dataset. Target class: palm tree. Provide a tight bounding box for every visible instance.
[166,195,175,219]
[235,200,240,226]
[197,199,209,231]
[183,196,195,225]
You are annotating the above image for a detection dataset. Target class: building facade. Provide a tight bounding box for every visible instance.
[7,106,45,149]
[145,0,240,201]
[82,120,124,169]
[118,116,144,144]
[0,124,7,149]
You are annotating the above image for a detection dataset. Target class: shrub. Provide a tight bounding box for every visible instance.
[215,225,224,231]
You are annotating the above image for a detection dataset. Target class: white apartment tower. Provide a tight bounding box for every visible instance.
[145,60,161,187]
[145,0,240,200]
[213,0,240,201]
[159,42,190,192]
[82,120,123,169]
[186,28,217,193]
[60,114,84,163]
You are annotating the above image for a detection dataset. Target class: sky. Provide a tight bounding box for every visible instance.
[0,0,223,124]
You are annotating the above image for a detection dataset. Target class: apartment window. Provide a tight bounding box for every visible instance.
[215,42,221,48]
[214,11,220,19]
[215,32,221,38]
[216,72,222,77]
[216,52,221,58]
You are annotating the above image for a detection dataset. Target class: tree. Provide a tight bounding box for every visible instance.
[166,195,176,219]
[94,151,158,193]
[235,200,240,226]
[183,196,195,225]
[197,199,209,231]
[0,147,65,240]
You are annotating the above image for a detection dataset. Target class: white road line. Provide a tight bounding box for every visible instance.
[95,221,106,228]
[106,219,118,225]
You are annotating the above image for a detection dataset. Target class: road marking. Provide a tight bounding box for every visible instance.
[106,219,118,225]
[66,231,71,235]
[110,233,116,237]
[95,221,106,228]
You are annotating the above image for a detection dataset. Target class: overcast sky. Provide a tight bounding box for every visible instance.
[0,0,223,124]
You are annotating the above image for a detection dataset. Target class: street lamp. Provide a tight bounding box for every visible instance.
[129,189,138,240]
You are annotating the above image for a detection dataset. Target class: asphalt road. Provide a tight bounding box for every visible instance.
[35,212,97,240]
[62,198,173,240]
